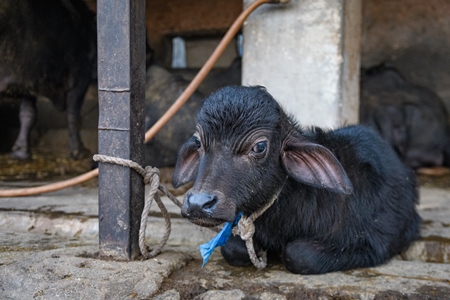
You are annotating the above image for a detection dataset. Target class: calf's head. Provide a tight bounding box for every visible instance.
[172,86,353,227]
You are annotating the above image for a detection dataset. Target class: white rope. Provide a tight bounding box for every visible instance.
[232,192,279,269]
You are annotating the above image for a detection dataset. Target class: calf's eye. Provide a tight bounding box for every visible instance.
[252,141,267,154]
[193,136,201,148]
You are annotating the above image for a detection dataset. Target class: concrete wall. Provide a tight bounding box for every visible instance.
[242,0,361,128]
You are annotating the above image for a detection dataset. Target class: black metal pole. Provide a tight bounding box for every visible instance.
[97,0,146,260]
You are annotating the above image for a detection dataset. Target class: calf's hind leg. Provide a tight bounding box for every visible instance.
[66,81,89,160]
[283,239,384,274]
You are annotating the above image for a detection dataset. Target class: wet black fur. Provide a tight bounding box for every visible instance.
[173,85,421,274]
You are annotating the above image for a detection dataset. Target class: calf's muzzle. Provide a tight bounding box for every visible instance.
[182,192,219,221]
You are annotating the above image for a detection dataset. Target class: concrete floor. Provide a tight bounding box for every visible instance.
[0,179,449,299]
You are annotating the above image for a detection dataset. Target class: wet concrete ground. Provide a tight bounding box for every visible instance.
[0,156,449,299]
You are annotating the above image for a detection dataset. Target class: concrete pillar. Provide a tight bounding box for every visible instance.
[242,0,361,128]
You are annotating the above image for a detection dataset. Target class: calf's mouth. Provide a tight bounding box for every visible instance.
[183,215,225,228]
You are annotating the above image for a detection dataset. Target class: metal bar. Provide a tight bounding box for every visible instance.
[97,0,146,260]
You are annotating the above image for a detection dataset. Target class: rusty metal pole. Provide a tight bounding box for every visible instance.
[97,0,146,260]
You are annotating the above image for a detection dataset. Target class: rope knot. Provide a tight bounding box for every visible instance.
[233,216,255,241]
[143,166,160,186]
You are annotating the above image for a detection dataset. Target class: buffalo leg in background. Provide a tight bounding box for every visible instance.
[11,96,37,160]
[66,78,90,160]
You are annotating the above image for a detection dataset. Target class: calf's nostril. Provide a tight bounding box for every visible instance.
[202,196,218,211]
[187,193,218,215]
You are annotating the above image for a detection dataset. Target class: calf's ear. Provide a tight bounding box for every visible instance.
[282,138,353,194]
[172,137,200,188]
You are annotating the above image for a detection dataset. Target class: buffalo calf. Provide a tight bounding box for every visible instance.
[173,86,421,274]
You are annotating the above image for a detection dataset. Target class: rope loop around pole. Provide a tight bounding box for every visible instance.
[93,154,181,259]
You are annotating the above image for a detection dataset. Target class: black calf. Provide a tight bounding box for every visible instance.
[173,86,421,274]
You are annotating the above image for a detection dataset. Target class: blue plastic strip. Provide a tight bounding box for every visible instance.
[199,212,243,267]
